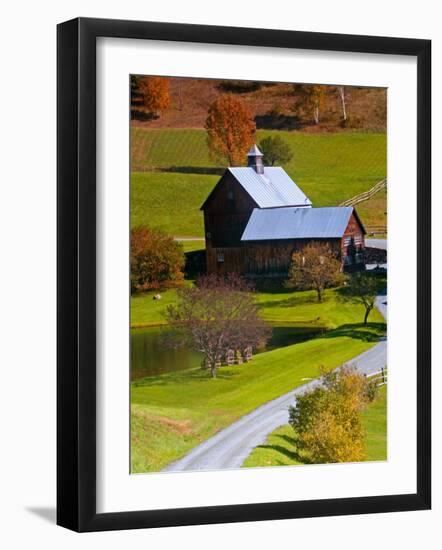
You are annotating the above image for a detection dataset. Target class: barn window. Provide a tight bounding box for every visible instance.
[227,190,234,200]
[217,252,225,263]
[206,231,211,239]
[354,234,363,245]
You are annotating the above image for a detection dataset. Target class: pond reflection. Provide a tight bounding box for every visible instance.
[130,325,325,380]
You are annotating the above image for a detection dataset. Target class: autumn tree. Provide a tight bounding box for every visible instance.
[285,242,346,302]
[259,136,293,166]
[130,226,184,293]
[139,76,171,117]
[205,94,256,166]
[340,272,379,324]
[165,274,270,378]
[292,84,326,124]
[289,366,377,464]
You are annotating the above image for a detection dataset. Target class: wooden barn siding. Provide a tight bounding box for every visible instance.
[203,172,257,248]
[207,239,341,276]
[206,244,246,274]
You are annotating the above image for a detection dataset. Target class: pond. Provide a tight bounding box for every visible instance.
[130,324,325,380]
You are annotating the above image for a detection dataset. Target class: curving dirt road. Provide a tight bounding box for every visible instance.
[164,296,387,473]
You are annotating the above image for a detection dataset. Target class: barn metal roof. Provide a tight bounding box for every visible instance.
[228,167,312,208]
[241,206,355,241]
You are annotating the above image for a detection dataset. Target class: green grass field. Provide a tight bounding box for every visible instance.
[130,285,384,329]
[131,288,386,472]
[131,172,218,235]
[242,386,387,468]
[131,129,387,236]
[361,385,388,460]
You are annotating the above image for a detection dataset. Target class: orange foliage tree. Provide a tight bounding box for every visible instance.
[139,76,171,116]
[130,226,184,293]
[205,94,256,166]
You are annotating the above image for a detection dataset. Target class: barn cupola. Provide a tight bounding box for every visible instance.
[247,144,264,174]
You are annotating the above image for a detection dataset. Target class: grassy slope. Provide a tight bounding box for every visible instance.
[242,386,387,468]
[131,289,385,472]
[130,129,387,235]
[131,172,218,235]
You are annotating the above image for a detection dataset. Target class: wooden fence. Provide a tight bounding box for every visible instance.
[339,178,387,207]
[365,367,388,387]
[365,225,387,236]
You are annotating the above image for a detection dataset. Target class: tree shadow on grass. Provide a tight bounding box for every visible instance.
[254,433,312,464]
[268,326,327,349]
[257,294,328,310]
[133,365,241,388]
[158,166,224,176]
[323,322,386,342]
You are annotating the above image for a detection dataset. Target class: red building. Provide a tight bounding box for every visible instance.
[201,145,366,276]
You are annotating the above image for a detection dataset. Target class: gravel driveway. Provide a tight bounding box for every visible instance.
[366,238,387,250]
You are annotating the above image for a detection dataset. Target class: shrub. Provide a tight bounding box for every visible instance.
[289,366,373,463]
[130,226,184,293]
[259,135,293,166]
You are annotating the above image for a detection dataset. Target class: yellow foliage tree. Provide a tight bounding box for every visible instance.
[293,84,327,124]
[205,94,256,166]
[289,366,377,464]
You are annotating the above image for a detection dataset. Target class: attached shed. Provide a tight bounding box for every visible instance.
[241,206,366,275]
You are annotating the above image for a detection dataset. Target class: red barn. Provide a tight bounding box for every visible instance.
[201,145,366,276]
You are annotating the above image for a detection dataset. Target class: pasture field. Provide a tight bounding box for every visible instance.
[130,288,386,472]
[242,385,387,468]
[130,285,385,329]
[130,129,387,236]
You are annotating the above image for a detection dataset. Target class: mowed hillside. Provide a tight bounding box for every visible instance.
[130,129,387,237]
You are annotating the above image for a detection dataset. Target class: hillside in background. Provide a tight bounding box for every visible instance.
[131,77,386,132]
[130,76,387,237]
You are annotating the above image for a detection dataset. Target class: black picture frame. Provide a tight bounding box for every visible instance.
[57,17,431,532]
